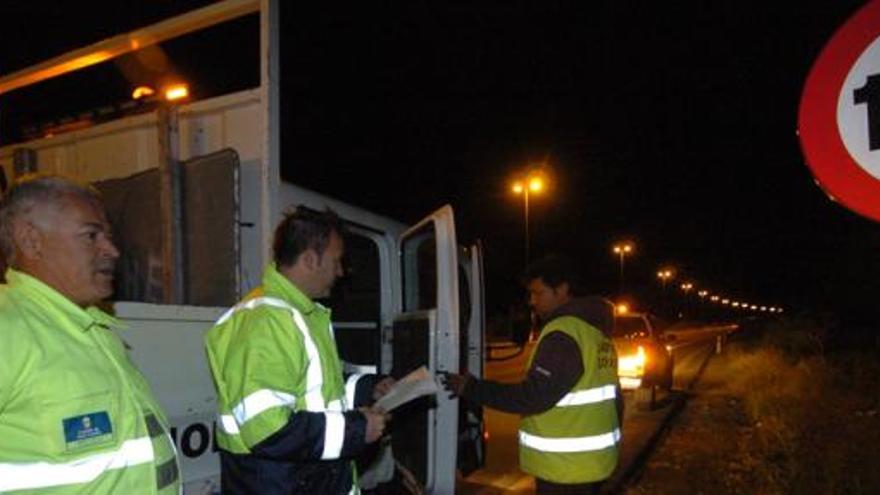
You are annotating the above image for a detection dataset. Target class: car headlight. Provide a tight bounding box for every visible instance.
[618,345,647,378]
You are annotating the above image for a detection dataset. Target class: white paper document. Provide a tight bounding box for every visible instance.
[373,366,439,412]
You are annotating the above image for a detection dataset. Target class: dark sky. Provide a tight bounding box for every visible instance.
[2,1,879,323]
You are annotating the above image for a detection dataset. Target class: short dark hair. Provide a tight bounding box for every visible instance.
[523,254,584,296]
[272,206,345,267]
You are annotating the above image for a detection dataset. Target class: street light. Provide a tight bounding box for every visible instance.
[511,170,546,268]
[656,268,674,290]
[612,241,635,295]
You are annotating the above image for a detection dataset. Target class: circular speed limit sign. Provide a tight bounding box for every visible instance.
[799,0,880,222]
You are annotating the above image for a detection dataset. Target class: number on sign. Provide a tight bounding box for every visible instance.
[853,73,880,150]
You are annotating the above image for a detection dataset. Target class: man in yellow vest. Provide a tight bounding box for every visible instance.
[204,207,393,494]
[443,255,623,494]
[0,175,179,493]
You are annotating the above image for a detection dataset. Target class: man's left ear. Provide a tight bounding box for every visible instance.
[13,221,43,261]
[301,249,318,271]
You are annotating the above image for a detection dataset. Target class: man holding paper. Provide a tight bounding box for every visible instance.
[205,207,394,494]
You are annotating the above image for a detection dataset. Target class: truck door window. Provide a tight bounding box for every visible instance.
[323,232,381,320]
[323,232,382,366]
[401,223,437,312]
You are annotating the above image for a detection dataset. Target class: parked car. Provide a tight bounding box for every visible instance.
[613,312,675,392]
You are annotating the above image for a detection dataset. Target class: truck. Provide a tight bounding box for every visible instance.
[0,1,486,492]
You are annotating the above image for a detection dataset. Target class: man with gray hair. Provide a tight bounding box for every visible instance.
[0,174,180,494]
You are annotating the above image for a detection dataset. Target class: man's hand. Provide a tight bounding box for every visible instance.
[439,372,473,399]
[361,407,391,444]
[372,376,396,401]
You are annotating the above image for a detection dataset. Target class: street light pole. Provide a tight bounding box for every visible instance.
[512,171,545,270]
[612,242,634,295]
[656,268,674,317]
[679,282,694,319]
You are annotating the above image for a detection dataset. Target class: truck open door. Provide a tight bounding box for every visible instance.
[389,208,488,493]
[390,205,460,494]
[456,242,486,476]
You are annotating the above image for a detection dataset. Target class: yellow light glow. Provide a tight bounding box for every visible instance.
[529,177,544,192]
[710,295,720,302]
[512,181,524,194]
[164,83,189,101]
[613,242,634,255]
[732,302,740,307]
[616,303,629,315]
[618,346,647,379]
[132,85,155,100]
[722,299,730,305]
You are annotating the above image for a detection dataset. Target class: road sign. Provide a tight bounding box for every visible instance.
[799,0,880,222]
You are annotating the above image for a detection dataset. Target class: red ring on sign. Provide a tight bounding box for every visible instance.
[798,0,880,222]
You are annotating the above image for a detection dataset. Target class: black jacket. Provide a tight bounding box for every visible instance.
[465,297,623,423]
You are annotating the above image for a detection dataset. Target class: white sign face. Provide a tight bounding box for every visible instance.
[838,35,880,179]
[799,0,880,223]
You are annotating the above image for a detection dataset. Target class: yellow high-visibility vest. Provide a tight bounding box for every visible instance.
[0,269,179,494]
[519,316,621,484]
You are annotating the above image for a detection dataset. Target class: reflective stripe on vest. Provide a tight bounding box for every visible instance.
[322,411,345,460]
[556,384,616,407]
[218,388,298,434]
[214,297,348,446]
[345,373,365,410]
[519,428,621,453]
[0,437,155,492]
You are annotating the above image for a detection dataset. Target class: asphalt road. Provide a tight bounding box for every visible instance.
[458,324,734,494]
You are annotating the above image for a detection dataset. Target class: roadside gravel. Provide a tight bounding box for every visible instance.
[625,348,761,494]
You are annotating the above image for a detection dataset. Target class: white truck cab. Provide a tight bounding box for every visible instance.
[0,1,485,492]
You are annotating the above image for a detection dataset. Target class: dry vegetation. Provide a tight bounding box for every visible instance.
[630,316,880,494]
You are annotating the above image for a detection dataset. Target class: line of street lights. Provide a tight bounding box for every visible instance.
[670,278,784,315]
[506,169,786,315]
[607,239,785,315]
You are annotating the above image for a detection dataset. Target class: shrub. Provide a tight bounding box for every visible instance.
[723,319,879,493]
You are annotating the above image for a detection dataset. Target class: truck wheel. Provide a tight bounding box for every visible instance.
[663,357,675,391]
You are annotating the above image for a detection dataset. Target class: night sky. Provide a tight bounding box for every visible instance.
[2,1,879,325]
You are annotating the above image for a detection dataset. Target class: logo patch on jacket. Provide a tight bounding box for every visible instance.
[63,411,113,449]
